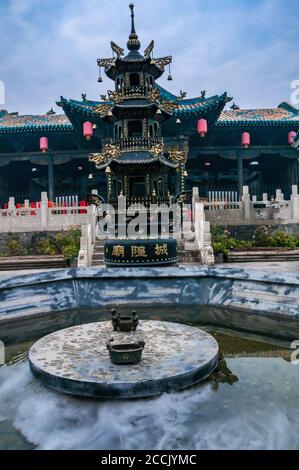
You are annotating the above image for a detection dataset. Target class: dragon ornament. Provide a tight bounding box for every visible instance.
[148,88,160,102]
[151,142,165,158]
[167,146,187,163]
[160,100,179,113]
[94,103,112,117]
[89,144,121,166]
[107,90,123,104]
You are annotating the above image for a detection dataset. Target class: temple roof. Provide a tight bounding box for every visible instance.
[58,87,230,125]
[3,98,299,137]
[174,93,230,118]
[217,102,299,127]
[0,110,73,134]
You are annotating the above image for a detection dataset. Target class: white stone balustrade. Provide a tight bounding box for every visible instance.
[205,185,299,224]
[0,192,95,233]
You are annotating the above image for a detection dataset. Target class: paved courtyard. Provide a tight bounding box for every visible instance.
[220,261,299,273]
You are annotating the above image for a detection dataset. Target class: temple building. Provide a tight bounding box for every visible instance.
[0,3,299,206]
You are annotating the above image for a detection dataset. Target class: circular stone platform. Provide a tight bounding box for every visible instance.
[29,321,219,399]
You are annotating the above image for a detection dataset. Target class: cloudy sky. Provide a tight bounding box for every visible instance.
[1,0,298,115]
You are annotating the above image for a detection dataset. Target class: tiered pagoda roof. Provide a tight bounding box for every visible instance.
[57,87,230,134]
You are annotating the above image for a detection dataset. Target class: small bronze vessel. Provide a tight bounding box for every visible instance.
[111,309,139,332]
[107,339,145,365]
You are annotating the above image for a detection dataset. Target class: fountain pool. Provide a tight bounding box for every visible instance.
[0,323,298,451]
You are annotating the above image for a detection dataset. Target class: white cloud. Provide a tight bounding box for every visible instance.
[1,0,298,114]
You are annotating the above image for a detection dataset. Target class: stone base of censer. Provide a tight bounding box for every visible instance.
[29,321,219,399]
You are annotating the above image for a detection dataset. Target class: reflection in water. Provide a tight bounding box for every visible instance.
[0,357,299,450]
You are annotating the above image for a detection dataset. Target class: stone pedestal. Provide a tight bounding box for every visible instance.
[29,321,219,399]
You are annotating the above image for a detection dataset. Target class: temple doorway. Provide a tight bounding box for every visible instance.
[129,177,146,197]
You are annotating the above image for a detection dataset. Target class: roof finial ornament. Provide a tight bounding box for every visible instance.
[127,3,141,52]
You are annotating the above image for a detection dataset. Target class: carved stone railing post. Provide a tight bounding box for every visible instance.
[291,185,299,220]
[41,192,48,230]
[242,186,251,221]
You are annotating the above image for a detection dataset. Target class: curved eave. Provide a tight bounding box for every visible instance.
[59,97,111,125]
[174,94,230,120]
[159,154,179,168]
[0,124,74,135]
[113,151,158,165]
[96,160,112,170]
[100,151,178,167]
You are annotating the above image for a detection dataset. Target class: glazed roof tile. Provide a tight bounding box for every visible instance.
[217,102,299,127]
[0,111,73,134]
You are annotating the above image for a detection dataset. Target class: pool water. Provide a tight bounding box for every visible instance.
[0,328,298,450]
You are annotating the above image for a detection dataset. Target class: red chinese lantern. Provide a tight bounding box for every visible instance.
[79,200,87,214]
[30,201,37,216]
[242,132,250,148]
[288,131,296,145]
[40,137,48,153]
[83,121,93,141]
[197,118,208,138]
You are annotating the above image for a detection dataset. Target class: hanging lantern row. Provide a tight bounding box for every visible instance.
[241,131,297,148]
[39,122,93,152]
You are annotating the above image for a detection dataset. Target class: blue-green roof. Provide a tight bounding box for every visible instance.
[0,110,73,135]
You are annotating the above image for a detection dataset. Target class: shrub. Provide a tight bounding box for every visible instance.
[270,230,297,249]
[6,239,27,256]
[211,227,239,258]
[253,227,297,249]
[38,239,57,256]
[211,225,299,257]
[55,227,81,261]
[252,226,272,247]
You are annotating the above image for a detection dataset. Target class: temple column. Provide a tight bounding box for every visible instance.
[292,158,298,185]
[237,150,244,198]
[48,153,54,202]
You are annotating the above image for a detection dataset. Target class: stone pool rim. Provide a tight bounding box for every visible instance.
[0,265,299,289]
[1,266,299,344]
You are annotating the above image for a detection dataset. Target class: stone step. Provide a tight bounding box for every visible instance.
[0,256,67,271]
[227,250,299,263]
[93,253,104,259]
[0,263,66,271]
[178,249,202,264]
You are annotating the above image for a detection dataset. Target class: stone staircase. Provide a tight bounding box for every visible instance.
[91,239,105,267]
[227,248,299,263]
[177,240,202,265]
[0,256,67,271]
